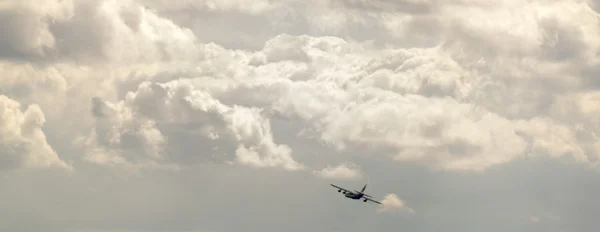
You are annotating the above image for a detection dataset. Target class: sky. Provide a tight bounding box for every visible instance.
[1,0,600,231]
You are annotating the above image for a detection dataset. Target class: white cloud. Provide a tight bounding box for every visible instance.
[313,162,362,180]
[377,193,415,214]
[79,80,304,172]
[0,95,72,171]
[1,0,600,230]
[3,0,600,174]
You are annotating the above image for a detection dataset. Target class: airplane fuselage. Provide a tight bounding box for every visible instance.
[344,192,363,199]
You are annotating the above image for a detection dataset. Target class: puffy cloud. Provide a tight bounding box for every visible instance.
[0,0,74,60]
[0,95,72,171]
[313,162,362,180]
[1,0,600,231]
[377,193,415,214]
[3,1,597,173]
[80,80,304,172]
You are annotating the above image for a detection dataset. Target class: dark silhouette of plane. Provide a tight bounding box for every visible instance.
[330,183,382,204]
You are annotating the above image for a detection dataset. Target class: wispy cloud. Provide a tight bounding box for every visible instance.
[313,162,363,180]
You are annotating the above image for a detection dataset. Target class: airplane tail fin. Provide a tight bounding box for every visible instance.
[361,184,367,192]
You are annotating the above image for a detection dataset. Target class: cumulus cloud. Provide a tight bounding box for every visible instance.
[0,0,74,60]
[80,80,305,172]
[313,162,362,180]
[1,0,600,231]
[377,193,415,214]
[0,95,72,171]
[2,0,600,174]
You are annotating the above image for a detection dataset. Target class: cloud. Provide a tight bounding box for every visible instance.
[2,0,600,175]
[79,80,305,172]
[55,31,542,173]
[1,0,600,231]
[141,0,278,15]
[528,214,561,224]
[377,193,415,214]
[313,162,362,180]
[0,95,72,171]
[529,216,540,223]
[0,0,75,60]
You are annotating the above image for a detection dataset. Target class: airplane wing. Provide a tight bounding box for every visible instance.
[363,197,382,204]
[330,184,352,193]
[356,191,373,198]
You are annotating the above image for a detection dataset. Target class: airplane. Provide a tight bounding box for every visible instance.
[330,183,382,204]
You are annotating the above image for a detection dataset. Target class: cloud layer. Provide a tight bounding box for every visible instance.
[2,0,600,231]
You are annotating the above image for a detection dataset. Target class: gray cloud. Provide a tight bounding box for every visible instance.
[1,0,600,231]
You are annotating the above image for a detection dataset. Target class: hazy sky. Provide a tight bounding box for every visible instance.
[1,0,600,231]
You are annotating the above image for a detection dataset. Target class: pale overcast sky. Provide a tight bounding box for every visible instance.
[1,0,600,231]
